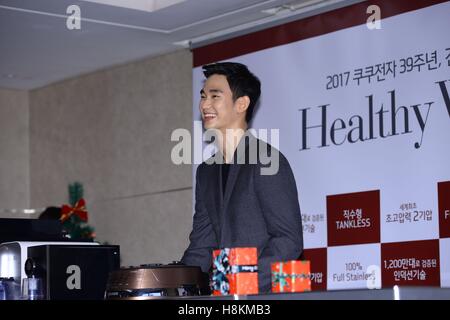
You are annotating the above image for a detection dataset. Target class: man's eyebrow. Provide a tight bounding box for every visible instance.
[200,89,223,95]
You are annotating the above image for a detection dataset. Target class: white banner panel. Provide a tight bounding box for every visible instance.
[440,239,450,287]
[192,1,450,289]
[327,243,381,290]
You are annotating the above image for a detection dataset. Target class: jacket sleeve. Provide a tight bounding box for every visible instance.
[180,165,218,273]
[254,152,304,292]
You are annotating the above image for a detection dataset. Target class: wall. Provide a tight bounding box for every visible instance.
[0,88,29,219]
[28,49,193,266]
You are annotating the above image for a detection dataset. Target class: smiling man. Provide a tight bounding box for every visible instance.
[180,62,303,293]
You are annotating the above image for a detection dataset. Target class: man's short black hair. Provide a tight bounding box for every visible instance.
[202,62,261,123]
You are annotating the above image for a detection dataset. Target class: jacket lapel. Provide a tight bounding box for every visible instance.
[220,133,254,243]
[223,163,240,212]
[202,163,222,240]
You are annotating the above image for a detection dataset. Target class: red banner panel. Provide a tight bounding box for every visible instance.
[193,0,448,67]
[438,181,450,238]
[302,248,327,291]
[327,190,380,246]
[381,239,440,287]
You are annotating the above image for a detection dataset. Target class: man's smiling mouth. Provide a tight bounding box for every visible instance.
[203,113,217,121]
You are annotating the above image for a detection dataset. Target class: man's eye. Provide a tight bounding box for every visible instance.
[212,95,219,98]
[200,95,206,99]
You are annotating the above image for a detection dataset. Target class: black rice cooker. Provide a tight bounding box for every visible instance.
[105,263,210,299]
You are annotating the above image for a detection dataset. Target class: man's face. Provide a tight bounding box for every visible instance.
[199,74,241,131]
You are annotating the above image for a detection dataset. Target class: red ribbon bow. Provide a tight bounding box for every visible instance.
[60,198,88,222]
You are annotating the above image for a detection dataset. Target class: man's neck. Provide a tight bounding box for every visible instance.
[217,126,247,164]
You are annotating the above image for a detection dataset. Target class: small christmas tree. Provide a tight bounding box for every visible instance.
[60,182,96,240]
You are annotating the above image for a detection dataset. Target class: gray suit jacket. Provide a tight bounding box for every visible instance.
[181,133,303,293]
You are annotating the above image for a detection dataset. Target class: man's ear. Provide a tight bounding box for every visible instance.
[235,96,250,114]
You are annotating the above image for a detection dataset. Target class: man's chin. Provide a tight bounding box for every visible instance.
[203,123,216,130]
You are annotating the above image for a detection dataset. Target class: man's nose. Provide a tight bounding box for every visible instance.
[200,97,211,110]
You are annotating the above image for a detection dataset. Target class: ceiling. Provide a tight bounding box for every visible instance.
[0,0,364,90]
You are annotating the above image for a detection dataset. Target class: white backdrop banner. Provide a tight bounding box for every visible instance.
[192,1,450,290]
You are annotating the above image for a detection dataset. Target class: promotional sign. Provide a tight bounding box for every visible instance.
[192,0,450,289]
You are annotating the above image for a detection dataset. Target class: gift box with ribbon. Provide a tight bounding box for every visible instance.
[212,247,258,296]
[271,260,311,293]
